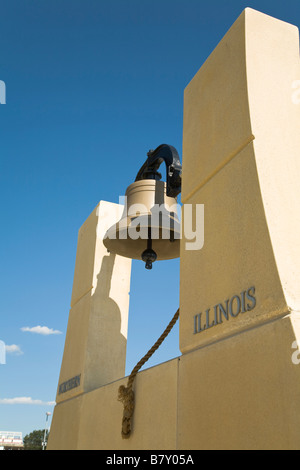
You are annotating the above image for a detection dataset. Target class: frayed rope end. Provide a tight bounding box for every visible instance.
[118,385,135,439]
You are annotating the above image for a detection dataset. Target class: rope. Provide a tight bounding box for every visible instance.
[118,308,179,439]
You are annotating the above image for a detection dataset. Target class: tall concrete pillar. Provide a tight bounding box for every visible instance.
[48,201,131,448]
[178,8,300,449]
[180,7,300,352]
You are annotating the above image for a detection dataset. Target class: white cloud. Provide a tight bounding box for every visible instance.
[5,344,23,355]
[0,397,55,406]
[20,325,62,336]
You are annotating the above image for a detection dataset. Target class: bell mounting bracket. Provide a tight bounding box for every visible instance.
[135,144,182,198]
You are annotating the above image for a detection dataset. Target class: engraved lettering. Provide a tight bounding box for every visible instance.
[219,299,229,323]
[240,290,247,313]
[58,374,81,394]
[193,286,256,334]
[246,286,256,311]
[229,295,241,317]
[205,308,215,329]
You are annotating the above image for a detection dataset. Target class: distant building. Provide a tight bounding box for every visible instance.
[0,431,23,450]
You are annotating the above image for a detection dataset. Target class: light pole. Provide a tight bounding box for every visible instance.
[42,412,51,450]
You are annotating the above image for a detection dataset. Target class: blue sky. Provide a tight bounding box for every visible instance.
[1,0,300,439]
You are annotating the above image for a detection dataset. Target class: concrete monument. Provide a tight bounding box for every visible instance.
[48,9,300,450]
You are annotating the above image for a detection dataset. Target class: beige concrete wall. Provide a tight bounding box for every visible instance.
[48,313,300,450]
[48,359,179,450]
[178,314,300,450]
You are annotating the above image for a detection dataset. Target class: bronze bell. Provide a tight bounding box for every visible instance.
[103,144,182,269]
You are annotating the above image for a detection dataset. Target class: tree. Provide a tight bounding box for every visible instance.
[23,429,48,450]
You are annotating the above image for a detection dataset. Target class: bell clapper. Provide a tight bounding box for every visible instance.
[141,226,157,270]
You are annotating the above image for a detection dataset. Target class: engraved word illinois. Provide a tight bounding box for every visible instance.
[193,286,256,334]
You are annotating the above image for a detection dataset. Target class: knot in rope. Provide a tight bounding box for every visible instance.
[118,385,135,439]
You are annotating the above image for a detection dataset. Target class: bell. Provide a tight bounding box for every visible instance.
[103,144,182,269]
